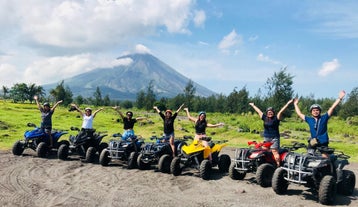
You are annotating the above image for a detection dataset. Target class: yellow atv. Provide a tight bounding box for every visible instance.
[170,137,231,180]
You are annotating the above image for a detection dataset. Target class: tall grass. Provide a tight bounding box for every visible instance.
[1,100,357,162]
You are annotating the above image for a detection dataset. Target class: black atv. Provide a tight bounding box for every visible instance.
[99,133,144,169]
[136,135,191,173]
[272,145,356,205]
[57,127,108,163]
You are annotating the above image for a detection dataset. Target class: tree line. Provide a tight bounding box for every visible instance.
[1,69,357,119]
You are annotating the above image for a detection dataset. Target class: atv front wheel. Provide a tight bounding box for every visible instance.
[137,154,151,170]
[12,140,25,156]
[218,154,231,172]
[158,154,172,173]
[85,147,97,163]
[170,157,182,176]
[256,163,275,187]
[337,170,355,196]
[272,168,288,195]
[99,149,111,166]
[318,175,337,205]
[200,160,212,180]
[228,162,246,180]
[127,152,138,169]
[98,142,108,153]
[57,144,69,160]
[36,142,48,158]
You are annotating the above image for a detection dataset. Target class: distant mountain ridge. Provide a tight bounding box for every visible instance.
[43,53,216,100]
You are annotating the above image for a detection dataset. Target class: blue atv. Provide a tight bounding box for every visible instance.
[12,123,68,158]
[57,127,108,163]
[137,135,191,173]
[99,133,144,169]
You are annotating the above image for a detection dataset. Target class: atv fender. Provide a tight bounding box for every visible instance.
[203,146,211,159]
[211,143,227,153]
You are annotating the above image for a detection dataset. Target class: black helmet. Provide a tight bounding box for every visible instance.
[126,111,133,117]
[310,104,322,112]
[43,102,50,107]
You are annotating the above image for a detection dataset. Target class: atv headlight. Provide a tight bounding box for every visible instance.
[307,160,323,168]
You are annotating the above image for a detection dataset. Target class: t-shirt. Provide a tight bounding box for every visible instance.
[123,118,137,130]
[40,109,54,129]
[159,112,177,134]
[82,115,94,129]
[261,114,280,138]
[195,120,207,134]
[305,113,330,144]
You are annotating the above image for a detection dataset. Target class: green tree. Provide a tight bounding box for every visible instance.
[340,87,358,119]
[136,90,146,109]
[74,95,84,105]
[2,86,9,99]
[49,80,73,105]
[184,79,196,109]
[93,87,103,106]
[28,83,45,103]
[103,94,111,106]
[9,83,28,103]
[144,80,156,111]
[226,87,240,113]
[265,68,294,116]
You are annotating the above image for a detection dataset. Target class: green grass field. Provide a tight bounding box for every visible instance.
[1,100,357,161]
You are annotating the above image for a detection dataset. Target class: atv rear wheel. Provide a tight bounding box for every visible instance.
[170,157,182,176]
[158,154,172,173]
[256,163,275,187]
[337,170,355,196]
[99,149,111,166]
[218,154,231,173]
[57,144,69,160]
[200,160,212,180]
[85,146,97,163]
[12,140,25,156]
[228,162,246,180]
[272,168,288,195]
[127,152,138,169]
[137,154,151,170]
[36,142,48,158]
[318,175,336,205]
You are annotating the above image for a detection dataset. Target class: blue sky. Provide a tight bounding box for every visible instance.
[0,0,357,99]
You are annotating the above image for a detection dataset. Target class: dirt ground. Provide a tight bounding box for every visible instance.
[0,147,357,207]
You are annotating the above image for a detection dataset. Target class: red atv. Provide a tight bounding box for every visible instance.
[229,141,304,187]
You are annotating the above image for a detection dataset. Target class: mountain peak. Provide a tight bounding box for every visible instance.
[44,53,216,100]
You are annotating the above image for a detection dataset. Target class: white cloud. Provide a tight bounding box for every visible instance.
[318,59,340,77]
[0,63,22,86]
[193,10,206,27]
[22,55,92,85]
[218,30,242,53]
[257,53,282,65]
[1,0,196,52]
[135,44,152,54]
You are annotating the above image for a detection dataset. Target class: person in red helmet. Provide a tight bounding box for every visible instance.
[294,90,346,157]
[249,99,293,166]
[153,104,184,157]
[34,95,63,148]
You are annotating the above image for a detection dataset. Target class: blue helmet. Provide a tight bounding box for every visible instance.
[198,111,206,116]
